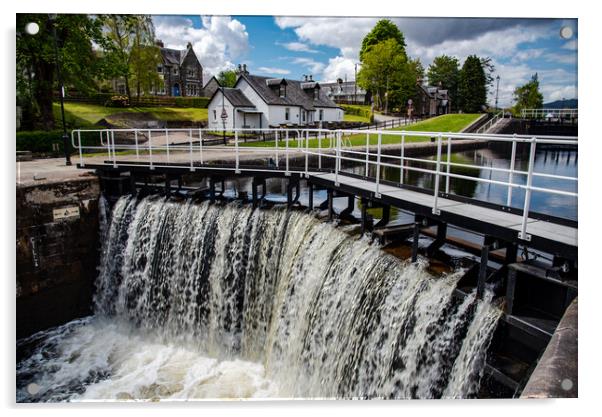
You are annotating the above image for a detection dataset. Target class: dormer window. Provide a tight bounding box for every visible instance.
[314,89,319,100]
[279,85,286,98]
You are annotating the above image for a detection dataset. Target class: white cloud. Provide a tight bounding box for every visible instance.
[153,15,249,77]
[321,57,358,83]
[562,39,577,50]
[292,58,325,75]
[278,41,319,53]
[256,67,291,75]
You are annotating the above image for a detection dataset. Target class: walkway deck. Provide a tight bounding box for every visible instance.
[308,172,577,259]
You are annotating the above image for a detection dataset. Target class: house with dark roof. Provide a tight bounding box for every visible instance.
[202,76,221,99]
[414,81,450,117]
[321,80,370,105]
[207,65,343,130]
[152,40,203,97]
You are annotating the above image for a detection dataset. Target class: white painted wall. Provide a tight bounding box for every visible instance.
[207,90,235,130]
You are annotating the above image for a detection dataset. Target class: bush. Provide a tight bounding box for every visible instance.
[174,96,210,108]
[341,104,371,119]
[16,130,103,154]
[105,95,130,107]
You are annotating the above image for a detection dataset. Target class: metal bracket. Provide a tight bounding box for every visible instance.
[518,232,532,241]
[235,169,241,174]
[375,193,381,199]
[335,182,340,187]
[432,208,441,215]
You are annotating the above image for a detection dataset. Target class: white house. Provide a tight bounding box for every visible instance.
[207,67,344,130]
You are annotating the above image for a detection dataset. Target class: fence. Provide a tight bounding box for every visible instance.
[72,127,578,241]
[521,108,578,119]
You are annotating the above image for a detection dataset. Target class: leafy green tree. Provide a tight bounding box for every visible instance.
[217,70,238,88]
[16,14,107,129]
[357,39,415,112]
[512,73,544,114]
[100,15,158,99]
[359,19,406,62]
[427,55,460,111]
[458,55,487,113]
[129,16,161,98]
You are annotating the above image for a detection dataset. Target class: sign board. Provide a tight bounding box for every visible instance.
[220,108,228,120]
[53,206,80,221]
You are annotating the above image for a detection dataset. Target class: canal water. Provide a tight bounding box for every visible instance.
[17,197,502,401]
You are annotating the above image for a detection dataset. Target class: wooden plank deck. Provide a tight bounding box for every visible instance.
[309,172,578,250]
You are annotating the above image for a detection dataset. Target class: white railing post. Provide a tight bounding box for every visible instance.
[305,130,309,176]
[199,128,204,164]
[165,128,170,164]
[318,132,322,170]
[400,133,405,184]
[365,132,370,177]
[275,130,279,168]
[134,130,140,161]
[519,137,537,241]
[148,129,154,170]
[507,134,517,206]
[335,130,340,186]
[111,130,117,168]
[285,130,290,175]
[445,134,451,194]
[189,129,194,172]
[235,131,240,173]
[375,132,382,198]
[432,133,443,215]
[77,131,83,167]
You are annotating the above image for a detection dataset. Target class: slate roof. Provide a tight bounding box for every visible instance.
[222,88,256,108]
[237,74,340,111]
[160,48,184,65]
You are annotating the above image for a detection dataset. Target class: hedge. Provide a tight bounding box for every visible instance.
[16,130,103,154]
[174,97,210,108]
[340,104,371,119]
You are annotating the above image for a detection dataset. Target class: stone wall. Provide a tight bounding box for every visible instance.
[16,177,100,339]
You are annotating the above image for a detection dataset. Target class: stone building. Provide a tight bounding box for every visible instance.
[154,41,204,97]
[414,81,450,117]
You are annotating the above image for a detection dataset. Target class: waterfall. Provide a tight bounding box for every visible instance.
[17,196,501,401]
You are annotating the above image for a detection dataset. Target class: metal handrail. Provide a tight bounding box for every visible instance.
[476,110,506,134]
[521,108,578,119]
[72,126,578,241]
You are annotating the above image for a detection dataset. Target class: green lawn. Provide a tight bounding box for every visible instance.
[53,102,208,128]
[343,113,371,123]
[241,114,482,148]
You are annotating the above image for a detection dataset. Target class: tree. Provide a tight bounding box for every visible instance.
[513,73,544,114]
[100,15,158,99]
[427,55,460,111]
[16,14,107,129]
[360,19,406,62]
[357,39,413,112]
[217,70,237,88]
[129,16,162,98]
[458,55,487,113]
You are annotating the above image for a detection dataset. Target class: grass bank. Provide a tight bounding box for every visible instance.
[52,102,209,128]
[240,114,481,149]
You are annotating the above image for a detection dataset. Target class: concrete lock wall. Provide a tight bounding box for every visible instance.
[16,177,101,339]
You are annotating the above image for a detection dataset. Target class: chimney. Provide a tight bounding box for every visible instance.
[237,64,242,74]
[186,41,192,49]
[303,75,308,82]
[309,74,313,82]
[155,39,164,48]
[242,63,248,75]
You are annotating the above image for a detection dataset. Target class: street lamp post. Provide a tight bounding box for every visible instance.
[49,15,71,165]
[25,17,71,165]
[354,63,358,105]
[494,75,500,111]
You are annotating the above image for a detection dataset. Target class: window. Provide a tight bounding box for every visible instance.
[213,110,217,120]
[188,68,195,78]
[314,89,319,100]
[157,65,163,73]
[173,67,179,75]
[279,85,286,98]
[285,108,290,121]
[302,111,306,122]
[319,109,324,121]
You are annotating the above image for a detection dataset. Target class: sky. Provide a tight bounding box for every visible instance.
[152,15,578,107]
